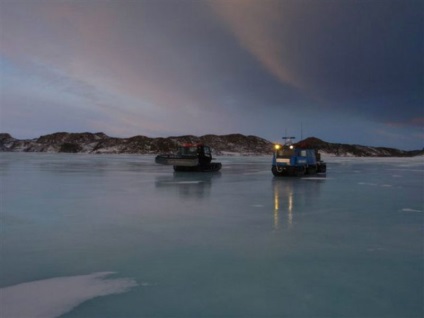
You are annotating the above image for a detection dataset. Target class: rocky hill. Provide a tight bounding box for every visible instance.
[295,137,423,157]
[0,133,422,157]
[0,132,272,155]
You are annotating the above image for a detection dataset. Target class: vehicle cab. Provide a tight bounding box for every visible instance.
[177,144,212,165]
[272,137,325,176]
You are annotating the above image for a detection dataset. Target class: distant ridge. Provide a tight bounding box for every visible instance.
[0,133,422,157]
[295,137,423,157]
[0,132,271,155]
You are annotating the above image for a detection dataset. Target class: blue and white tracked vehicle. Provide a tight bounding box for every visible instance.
[272,137,326,177]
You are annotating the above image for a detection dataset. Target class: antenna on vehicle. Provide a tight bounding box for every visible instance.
[300,122,303,141]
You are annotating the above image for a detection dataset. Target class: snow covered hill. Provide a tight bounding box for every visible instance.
[0,133,422,157]
[0,132,272,155]
[295,137,423,157]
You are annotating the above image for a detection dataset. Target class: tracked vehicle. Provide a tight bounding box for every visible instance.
[272,137,326,177]
[155,144,222,172]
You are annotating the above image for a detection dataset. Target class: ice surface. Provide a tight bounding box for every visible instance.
[0,153,423,317]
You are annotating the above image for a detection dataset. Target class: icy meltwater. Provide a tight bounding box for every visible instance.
[1,153,423,318]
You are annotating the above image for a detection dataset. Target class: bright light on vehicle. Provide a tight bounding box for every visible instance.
[289,145,294,149]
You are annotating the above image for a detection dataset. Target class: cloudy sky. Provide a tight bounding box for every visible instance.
[1,0,423,149]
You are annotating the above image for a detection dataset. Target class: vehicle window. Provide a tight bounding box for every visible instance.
[204,147,211,156]
[179,146,197,155]
[276,149,294,158]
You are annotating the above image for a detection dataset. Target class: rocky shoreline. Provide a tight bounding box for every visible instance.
[0,132,422,157]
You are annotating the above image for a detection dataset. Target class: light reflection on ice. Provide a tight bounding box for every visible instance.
[272,178,324,229]
[155,172,221,199]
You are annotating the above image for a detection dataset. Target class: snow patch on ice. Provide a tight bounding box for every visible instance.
[0,272,138,318]
[358,182,394,188]
[320,151,356,158]
[165,181,203,184]
[219,151,242,156]
[401,208,423,213]
[366,247,386,252]
[358,182,378,186]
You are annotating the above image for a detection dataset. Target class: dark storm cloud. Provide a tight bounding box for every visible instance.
[211,0,423,123]
[298,0,423,124]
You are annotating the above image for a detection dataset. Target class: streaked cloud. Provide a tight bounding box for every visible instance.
[0,0,422,149]
[210,0,301,89]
